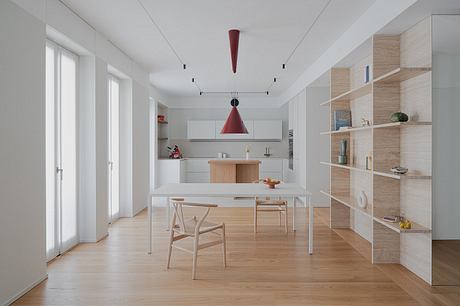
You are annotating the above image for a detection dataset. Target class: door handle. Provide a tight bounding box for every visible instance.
[56,167,63,180]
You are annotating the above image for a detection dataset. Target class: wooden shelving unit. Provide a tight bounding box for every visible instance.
[157,103,169,158]
[320,20,433,284]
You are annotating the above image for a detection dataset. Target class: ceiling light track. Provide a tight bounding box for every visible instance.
[137,0,187,69]
[200,91,270,96]
[282,0,332,69]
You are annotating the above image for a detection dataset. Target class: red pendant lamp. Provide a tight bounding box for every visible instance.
[221,98,248,134]
[229,29,239,73]
[221,29,247,134]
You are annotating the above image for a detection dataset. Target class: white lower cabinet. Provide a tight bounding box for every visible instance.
[186,172,210,183]
[184,159,210,183]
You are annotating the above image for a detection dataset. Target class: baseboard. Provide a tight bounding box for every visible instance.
[2,274,48,306]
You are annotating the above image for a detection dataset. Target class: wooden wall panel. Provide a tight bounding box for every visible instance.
[373,83,400,125]
[401,73,432,122]
[373,221,400,263]
[373,175,400,218]
[373,128,400,173]
[350,55,372,90]
[331,68,350,98]
[373,35,400,79]
[400,17,432,68]
[331,166,349,195]
[330,200,350,228]
[400,233,432,284]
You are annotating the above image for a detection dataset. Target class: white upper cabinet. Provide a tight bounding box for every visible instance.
[187,120,282,141]
[187,120,216,140]
[215,120,254,139]
[253,120,282,140]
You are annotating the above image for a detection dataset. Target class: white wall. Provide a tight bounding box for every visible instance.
[167,106,289,158]
[306,86,330,206]
[132,81,150,215]
[432,39,460,239]
[119,80,133,217]
[0,1,47,304]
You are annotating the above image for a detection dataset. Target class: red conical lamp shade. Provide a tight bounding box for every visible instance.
[221,98,248,134]
[229,29,239,73]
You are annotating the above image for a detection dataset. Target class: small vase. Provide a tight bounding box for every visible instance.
[246,152,249,160]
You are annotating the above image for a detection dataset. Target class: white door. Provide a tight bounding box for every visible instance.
[108,76,120,223]
[46,42,78,261]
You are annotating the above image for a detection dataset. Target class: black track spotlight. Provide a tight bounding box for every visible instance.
[282,64,286,69]
[274,77,277,82]
[183,64,186,69]
[192,78,195,83]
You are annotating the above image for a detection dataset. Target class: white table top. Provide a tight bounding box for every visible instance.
[151,183,310,198]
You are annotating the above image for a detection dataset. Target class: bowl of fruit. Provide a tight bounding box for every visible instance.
[263,178,281,189]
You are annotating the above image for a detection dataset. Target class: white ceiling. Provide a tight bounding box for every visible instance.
[62,0,375,97]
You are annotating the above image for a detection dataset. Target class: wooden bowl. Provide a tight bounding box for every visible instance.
[263,179,280,189]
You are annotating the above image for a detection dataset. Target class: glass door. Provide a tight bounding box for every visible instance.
[46,41,78,261]
[108,76,120,223]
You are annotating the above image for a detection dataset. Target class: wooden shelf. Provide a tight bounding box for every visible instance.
[373,170,432,180]
[320,190,372,218]
[320,125,372,135]
[373,67,431,83]
[373,121,432,129]
[320,122,431,135]
[373,216,431,234]
[320,161,371,174]
[320,83,372,106]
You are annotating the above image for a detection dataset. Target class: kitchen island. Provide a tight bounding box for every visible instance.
[208,159,260,183]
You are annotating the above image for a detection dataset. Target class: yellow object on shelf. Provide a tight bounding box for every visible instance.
[399,220,412,230]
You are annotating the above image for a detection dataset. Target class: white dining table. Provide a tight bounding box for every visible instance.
[149,183,313,255]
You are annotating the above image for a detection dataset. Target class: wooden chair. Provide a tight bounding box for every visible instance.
[253,180,288,233]
[167,199,226,280]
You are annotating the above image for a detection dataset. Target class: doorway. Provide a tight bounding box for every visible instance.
[45,41,78,261]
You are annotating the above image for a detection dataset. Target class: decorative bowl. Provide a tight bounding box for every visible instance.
[263,178,280,189]
[391,166,408,174]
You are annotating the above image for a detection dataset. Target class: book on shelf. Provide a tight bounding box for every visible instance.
[333,110,351,131]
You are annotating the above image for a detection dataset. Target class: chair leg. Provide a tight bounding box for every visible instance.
[167,229,174,269]
[222,224,227,268]
[284,205,288,233]
[192,235,200,280]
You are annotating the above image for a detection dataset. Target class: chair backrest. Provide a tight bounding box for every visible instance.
[252,179,284,200]
[170,201,218,234]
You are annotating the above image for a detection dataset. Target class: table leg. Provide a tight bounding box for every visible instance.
[308,195,313,255]
[148,197,152,254]
[253,197,257,233]
[292,196,296,232]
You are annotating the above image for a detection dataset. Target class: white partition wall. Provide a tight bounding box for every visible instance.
[0,1,47,304]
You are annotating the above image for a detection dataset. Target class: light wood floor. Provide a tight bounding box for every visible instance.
[13,207,460,306]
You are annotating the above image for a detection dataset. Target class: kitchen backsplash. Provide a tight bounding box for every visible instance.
[169,139,288,158]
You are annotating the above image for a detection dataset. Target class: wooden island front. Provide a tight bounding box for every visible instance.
[208,160,260,183]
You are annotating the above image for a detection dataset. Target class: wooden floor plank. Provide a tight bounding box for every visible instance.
[11,207,459,306]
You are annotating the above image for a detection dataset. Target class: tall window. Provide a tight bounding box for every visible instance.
[108,76,120,223]
[46,41,78,261]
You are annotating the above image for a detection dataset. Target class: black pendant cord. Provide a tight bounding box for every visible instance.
[282,0,332,69]
[137,0,187,69]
